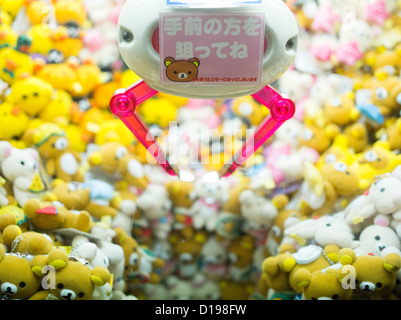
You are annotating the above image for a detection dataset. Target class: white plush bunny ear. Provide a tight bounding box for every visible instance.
[284,218,318,240]
[0,141,13,161]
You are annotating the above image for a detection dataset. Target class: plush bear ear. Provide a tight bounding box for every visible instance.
[262,256,280,276]
[23,198,43,218]
[47,248,69,271]
[278,253,297,273]
[339,248,357,266]
[91,266,111,287]
[338,265,356,285]
[2,225,22,247]
[31,255,49,277]
[383,253,401,273]
[293,268,312,289]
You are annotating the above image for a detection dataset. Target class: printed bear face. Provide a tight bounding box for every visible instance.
[164,57,200,82]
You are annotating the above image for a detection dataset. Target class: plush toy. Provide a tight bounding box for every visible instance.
[351,219,401,257]
[370,74,401,117]
[23,198,93,233]
[219,280,255,300]
[239,190,279,246]
[227,235,255,283]
[81,179,119,220]
[71,238,112,300]
[298,123,340,154]
[350,140,401,189]
[323,93,361,127]
[229,95,269,128]
[0,36,34,85]
[165,180,195,239]
[263,244,342,296]
[382,117,401,151]
[343,122,370,154]
[24,123,84,182]
[2,225,53,257]
[113,227,164,284]
[295,161,363,217]
[0,141,47,207]
[110,188,137,234]
[344,169,401,229]
[164,275,194,300]
[6,75,54,117]
[190,178,229,232]
[170,229,207,280]
[293,266,355,300]
[51,180,91,211]
[215,183,246,242]
[284,214,357,249]
[259,245,298,300]
[338,248,401,299]
[139,96,179,129]
[136,183,172,241]
[87,142,148,191]
[265,208,307,257]
[31,247,110,300]
[192,273,221,300]
[0,102,29,141]
[200,236,228,280]
[0,205,27,231]
[0,245,43,300]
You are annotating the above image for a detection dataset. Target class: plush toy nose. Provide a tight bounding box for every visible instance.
[360,281,375,293]
[60,289,77,300]
[1,282,17,295]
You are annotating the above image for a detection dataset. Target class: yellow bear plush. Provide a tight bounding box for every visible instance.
[113,227,165,284]
[23,198,93,233]
[293,267,355,300]
[2,225,53,256]
[0,245,44,300]
[24,123,84,182]
[30,248,111,300]
[339,248,401,300]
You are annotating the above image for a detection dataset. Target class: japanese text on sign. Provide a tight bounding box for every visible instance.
[160,13,265,85]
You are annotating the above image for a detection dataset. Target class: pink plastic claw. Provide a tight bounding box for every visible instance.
[110,80,179,176]
[110,80,295,179]
[219,85,295,178]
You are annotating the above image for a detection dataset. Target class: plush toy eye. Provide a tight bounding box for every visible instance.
[376,87,388,100]
[115,146,128,160]
[375,235,381,240]
[301,129,313,141]
[325,153,337,164]
[329,96,341,107]
[20,161,25,166]
[332,294,339,300]
[376,282,383,288]
[326,223,331,227]
[334,162,347,172]
[380,188,385,192]
[55,137,68,151]
[364,151,378,162]
[57,283,64,289]
[19,282,26,288]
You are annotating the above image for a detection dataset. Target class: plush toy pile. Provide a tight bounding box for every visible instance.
[1,0,401,301]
